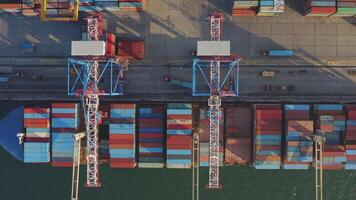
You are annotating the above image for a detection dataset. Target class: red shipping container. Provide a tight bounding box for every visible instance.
[0,3,21,9]
[167,124,191,129]
[167,135,192,144]
[52,103,77,108]
[118,41,144,60]
[167,144,192,149]
[139,133,163,139]
[52,113,76,118]
[109,139,134,144]
[110,103,135,109]
[167,114,191,120]
[24,108,49,114]
[110,134,133,140]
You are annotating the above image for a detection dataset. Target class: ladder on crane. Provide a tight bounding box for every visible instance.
[314,132,326,200]
[307,131,326,200]
[71,132,86,200]
[192,130,200,200]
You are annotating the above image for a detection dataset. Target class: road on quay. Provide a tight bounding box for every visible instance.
[1,64,356,102]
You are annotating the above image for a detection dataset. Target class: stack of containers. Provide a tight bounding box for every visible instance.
[304,0,336,16]
[22,0,38,16]
[257,0,285,16]
[117,41,145,60]
[315,104,346,170]
[0,2,22,13]
[254,104,282,169]
[232,1,259,16]
[166,103,192,168]
[51,103,80,167]
[198,107,224,167]
[24,107,51,143]
[105,33,116,56]
[333,0,356,16]
[119,0,144,11]
[109,103,136,168]
[24,142,50,163]
[283,105,314,170]
[225,106,252,165]
[345,104,356,169]
[23,107,51,163]
[138,105,164,168]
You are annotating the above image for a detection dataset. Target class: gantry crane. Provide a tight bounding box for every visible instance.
[71,132,85,200]
[192,12,241,189]
[67,13,128,198]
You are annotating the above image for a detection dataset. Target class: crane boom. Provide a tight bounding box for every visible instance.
[84,16,101,188]
[71,132,85,200]
[207,13,223,189]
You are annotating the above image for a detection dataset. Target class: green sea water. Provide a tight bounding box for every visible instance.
[1,147,356,200]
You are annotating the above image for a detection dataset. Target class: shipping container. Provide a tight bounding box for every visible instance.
[224,106,252,165]
[138,105,164,168]
[166,103,192,168]
[51,103,80,167]
[254,104,282,169]
[109,103,136,168]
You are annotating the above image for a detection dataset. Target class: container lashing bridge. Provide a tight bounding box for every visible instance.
[192,12,241,189]
[67,13,128,200]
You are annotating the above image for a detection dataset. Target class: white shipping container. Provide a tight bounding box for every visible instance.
[71,41,106,56]
[197,41,230,56]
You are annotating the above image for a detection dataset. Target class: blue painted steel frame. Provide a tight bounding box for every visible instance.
[192,58,240,97]
[67,58,125,96]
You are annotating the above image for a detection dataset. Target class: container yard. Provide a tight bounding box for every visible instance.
[1,0,356,199]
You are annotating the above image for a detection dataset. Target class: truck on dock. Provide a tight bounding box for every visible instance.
[261,70,277,77]
[265,84,295,91]
[261,50,294,57]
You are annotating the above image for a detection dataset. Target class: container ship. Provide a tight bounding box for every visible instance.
[1,102,355,170]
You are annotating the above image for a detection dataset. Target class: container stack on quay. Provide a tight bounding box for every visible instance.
[283,105,313,170]
[23,107,51,163]
[109,104,136,168]
[0,0,22,13]
[224,106,252,165]
[304,0,337,16]
[254,104,282,169]
[334,0,356,16]
[232,1,259,16]
[166,103,192,169]
[119,0,144,11]
[105,33,116,57]
[315,104,346,170]
[257,0,285,16]
[198,107,224,167]
[118,41,145,61]
[345,104,356,169]
[138,105,164,168]
[51,103,80,167]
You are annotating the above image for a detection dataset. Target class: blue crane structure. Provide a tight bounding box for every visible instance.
[67,13,128,192]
